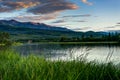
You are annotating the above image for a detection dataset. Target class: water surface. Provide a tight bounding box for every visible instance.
[13,43,120,62]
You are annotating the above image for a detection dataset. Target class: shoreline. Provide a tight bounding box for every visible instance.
[32,41,120,45]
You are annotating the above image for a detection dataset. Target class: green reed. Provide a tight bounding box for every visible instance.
[0,50,120,80]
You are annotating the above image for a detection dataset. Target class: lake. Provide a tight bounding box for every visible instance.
[13,43,120,63]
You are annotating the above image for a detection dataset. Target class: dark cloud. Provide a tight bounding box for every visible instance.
[76,20,87,22]
[52,20,65,23]
[28,1,78,14]
[117,22,120,24]
[105,26,115,29]
[0,0,92,21]
[0,1,38,12]
[51,19,87,24]
[62,14,91,18]
[114,23,120,26]
[0,0,93,14]
[73,27,91,30]
[103,26,120,31]
[0,0,78,14]
[115,25,120,26]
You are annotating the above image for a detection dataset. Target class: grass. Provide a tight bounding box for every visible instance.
[0,50,120,80]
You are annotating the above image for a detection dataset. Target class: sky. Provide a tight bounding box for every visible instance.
[0,0,120,31]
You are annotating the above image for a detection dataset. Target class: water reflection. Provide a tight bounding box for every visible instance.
[13,44,120,62]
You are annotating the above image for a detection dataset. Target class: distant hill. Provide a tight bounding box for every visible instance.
[106,30,120,33]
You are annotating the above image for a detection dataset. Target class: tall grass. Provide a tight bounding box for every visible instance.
[0,50,120,80]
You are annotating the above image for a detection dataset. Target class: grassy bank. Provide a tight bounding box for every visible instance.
[0,50,120,80]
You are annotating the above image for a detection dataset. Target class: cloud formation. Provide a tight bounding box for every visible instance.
[28,1,78,14]
[0,0,92,21]
[62,14,91,18]
[103,26,120,31]
[73,27,91,31]
[52,20,65,23]
[0,0,92,14]
[0,0,78,14]
[117,22,120,24]
[76,20,87,22]
[10,13,59,22]
[0,1,39,12]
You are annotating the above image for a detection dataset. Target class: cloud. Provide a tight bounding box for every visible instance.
[73,27,91,31]
[0,0,94,14]
[115,25,120,26]
[76,20,87,22]
[52,20,65,23]
[52,19,87,24]
[105,26,115,29]
[0,0,93,21]
[117,22,120,24]
[81,0,93,5]
[0,1,39,12]
[11,13,59,22]
[0,0,78,14]
[28,1,78,14]
[103,26,120,31]
[62,14,91,18]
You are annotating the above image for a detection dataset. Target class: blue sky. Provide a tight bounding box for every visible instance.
[0,0,120,31]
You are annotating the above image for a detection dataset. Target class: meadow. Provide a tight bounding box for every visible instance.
[0,50,120,80]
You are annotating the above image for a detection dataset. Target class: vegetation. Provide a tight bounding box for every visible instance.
[59,32,120,42]
[0,32,12,45]
[0,50,120,80]
[13,31,120,43]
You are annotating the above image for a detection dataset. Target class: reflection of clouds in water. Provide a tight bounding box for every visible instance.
[50,46,120,62]
[87,46,120,63]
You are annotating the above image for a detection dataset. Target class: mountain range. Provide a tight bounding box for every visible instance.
[0,20,114,42]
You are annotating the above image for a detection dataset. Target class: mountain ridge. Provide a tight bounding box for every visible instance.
[1,19,117,42]
[0,19,72,32]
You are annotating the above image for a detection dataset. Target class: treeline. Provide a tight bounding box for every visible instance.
[3,31,120,43]
[16,32,120,43]
[59,32,120,42]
